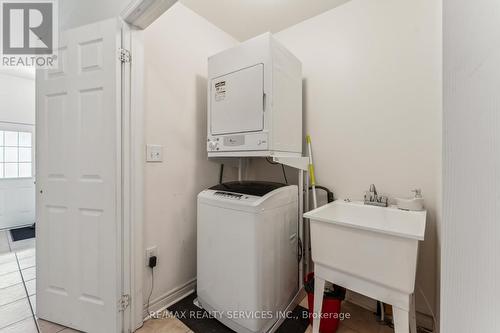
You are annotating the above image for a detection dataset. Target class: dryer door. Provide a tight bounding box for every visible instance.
[210,64,264,135]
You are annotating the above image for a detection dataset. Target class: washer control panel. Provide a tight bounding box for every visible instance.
[214,191,244,200]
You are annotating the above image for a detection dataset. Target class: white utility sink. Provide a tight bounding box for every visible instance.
[304,200,426,333]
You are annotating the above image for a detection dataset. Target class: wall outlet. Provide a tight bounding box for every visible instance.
[145,246,158,266]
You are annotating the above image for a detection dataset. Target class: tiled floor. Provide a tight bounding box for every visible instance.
[137,297,395,333]
[0,229,395,333]
[0,229,77,333]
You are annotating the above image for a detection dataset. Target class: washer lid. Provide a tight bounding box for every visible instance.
[210,181,287,197]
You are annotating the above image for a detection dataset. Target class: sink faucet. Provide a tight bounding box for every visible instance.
[364,184,388,207]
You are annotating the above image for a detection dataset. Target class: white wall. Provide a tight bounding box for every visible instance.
[59,0,131,30]
[0,72,35,125]
[251,0,442,323]
[442,1,500,332]
[142,3,238,310]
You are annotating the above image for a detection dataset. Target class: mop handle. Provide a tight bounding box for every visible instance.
[306,135,318,209]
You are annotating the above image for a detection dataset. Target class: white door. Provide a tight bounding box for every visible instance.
[210,64,264,135]
[0,124,35,230]
[36,18,123,333]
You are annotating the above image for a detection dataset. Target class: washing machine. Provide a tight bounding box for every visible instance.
[197,181,299,333]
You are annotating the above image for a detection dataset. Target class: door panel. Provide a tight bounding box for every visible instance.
[36,18,122,333]
[210,64,264,135]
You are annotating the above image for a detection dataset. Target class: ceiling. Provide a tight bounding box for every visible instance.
[179,0,351,41]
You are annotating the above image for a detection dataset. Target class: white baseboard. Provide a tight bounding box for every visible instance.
[346,290,377,312]
[416,312,435,332]
[346,291,435,331]
[140,279,435,332]
[143,278,197,320]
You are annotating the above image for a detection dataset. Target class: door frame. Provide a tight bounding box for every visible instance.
[122,0,179,330]
[122,23,145,332]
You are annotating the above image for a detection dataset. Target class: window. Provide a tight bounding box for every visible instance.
[0,131,33,179]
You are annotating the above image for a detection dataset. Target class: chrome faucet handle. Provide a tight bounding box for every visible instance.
[411,188,422,198]
[369,184,377,196]
[378,195,389,205]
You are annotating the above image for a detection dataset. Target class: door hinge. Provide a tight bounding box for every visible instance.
[119,294,130,312]
[119,48,131,63]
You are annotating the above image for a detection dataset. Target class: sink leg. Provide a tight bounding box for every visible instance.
[393,306,410,333]
[409,294,417,333]
[312,276,325,333]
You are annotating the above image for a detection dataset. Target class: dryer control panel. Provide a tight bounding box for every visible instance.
[207,132,269,152]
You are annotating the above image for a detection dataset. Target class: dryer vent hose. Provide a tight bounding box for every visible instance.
[308,185,334,203]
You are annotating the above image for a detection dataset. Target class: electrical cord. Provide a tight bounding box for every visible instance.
[308,185,334,203]
[219,164,224,184]
[417,284,437,330]
[297,237,303,263]
[265,157,288,184]
[147,267,154,318]
[281,164,288,184]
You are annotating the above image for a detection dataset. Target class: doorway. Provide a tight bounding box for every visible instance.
[0,18,141,333]
[0,68,39,331]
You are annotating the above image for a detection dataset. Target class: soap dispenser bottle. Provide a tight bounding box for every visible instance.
[396,189,425,211]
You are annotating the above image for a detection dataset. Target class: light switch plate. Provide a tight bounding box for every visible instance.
[146,144,163,162]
